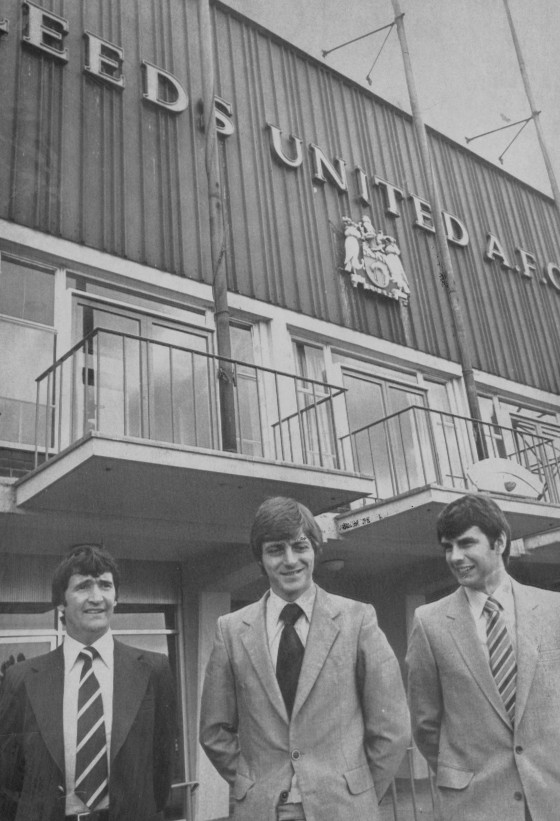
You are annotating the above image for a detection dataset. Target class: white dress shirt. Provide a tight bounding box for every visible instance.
[63,630,114,814]
[266,584,317,805]
[464,577,517,659]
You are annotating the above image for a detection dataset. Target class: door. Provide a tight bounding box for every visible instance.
[342,371,428,498]
[72,298,215,447]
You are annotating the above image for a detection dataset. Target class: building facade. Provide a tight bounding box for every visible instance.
[1,2,560,819]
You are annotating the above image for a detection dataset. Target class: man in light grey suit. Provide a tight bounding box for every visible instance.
[200,496,410,821]
[406,493,560,821]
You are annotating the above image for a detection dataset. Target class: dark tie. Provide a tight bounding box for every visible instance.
[276,603,305,717]
[75,647,109,809]
[483,596,517,723]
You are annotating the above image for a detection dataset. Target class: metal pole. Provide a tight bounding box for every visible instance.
[502,0,560,210]
[390,0,487,458]
[198,0,237,452]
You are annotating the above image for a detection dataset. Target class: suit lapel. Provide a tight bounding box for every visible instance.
[25,646,65,775]
[111,640,152,763]
[446,588,512,728]
[512,580,540,726]
[291,587,339,718]
[239,594,288,721]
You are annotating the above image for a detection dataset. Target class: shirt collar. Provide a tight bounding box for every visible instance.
[63,629,114,671]
[268,583,317,624]
[464,576,514,618]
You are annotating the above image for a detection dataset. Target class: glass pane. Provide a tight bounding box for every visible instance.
[0,321,55,445]
[343,373,388,484]
[0,321,55,402]
[294,343,336,468]
[386,387,427,492]
[230,324,254,363]
[80,309,142,438]
[150,324,213,447]
[0,260,55,325]
[425,380,451,413]
[236,371,262,456]
[231,326,262,454]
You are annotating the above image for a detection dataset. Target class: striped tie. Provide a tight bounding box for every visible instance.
[483,596,517,723]
[75,647,109,809]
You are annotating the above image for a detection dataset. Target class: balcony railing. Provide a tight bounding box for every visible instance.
[34,328,348,471]
[340,405,560,504]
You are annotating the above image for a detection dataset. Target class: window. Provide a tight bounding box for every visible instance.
[64,297,216,450]
[231,324,262,456]
[293,341,338,468]
[0,258,55,325]
[341,368,429,497]
[481,397,560,503]
[0,258,56,450]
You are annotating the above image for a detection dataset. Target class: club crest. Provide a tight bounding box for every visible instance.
[342,215,410,303]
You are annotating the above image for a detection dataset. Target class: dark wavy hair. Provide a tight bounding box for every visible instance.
[51,544,120,607]
[436,494,511,562]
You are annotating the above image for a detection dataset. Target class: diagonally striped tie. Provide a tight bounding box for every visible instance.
[75,646,109,810]
[483,596,517,724]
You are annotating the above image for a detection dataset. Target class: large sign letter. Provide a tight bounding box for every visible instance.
[410,194,435,233]
[373,176,404,217]
[23,1,68,63]
[355,167,370,205]
[84,32,124,88]
[215,97,234,137]
[516,247,537,279]
[267,124,303,168]
[485,233,512,269]
[545,262,560,291]
[309,144,347,191]
[142,61,188,113]
[443,211,469,247]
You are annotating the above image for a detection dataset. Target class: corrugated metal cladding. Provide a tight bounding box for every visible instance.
[1,1,560,392]
[0,0,209,279]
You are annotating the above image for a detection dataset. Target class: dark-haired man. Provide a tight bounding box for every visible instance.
[406,493,560,821]
[0,545,176,821]
[200,496,409,821]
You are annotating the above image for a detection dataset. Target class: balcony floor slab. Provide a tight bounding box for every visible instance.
[12,433,372,558]
[331,486,560,577]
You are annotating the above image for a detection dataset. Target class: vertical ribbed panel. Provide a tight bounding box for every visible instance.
[1,0,559,392]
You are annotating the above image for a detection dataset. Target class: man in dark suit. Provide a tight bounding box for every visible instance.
[0,545,176,821]
[200,496,409,821]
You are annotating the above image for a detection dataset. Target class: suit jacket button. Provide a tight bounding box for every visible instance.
[291,749,301,761]
[514,791,523,801]
[515,745,523,754]
[280,791,289,803]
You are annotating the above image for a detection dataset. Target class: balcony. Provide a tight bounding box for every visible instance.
[9,334,560,565]
[339,404,560,504]
[13,329,372,557]
[334,406,560,577]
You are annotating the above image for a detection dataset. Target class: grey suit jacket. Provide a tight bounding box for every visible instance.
[0,640,176,821]
[200,586,410,821]
[406,579,560,821]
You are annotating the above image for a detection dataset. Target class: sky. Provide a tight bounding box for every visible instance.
[223,0,560,199]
